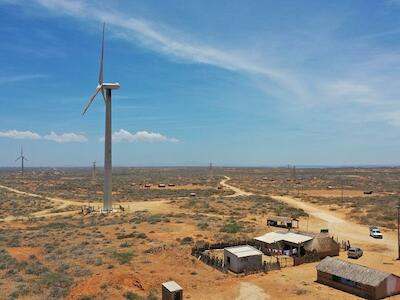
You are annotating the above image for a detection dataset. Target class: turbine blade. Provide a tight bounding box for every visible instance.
[99,23,105,84]
[15,156,21,162]
[82,86,101,115]
[24,157,28,161]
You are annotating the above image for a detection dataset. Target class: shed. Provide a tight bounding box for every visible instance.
[316,257,400,299]
[224,245,262,273]
[267,216,299,228]
[304,233,339,259]
[162,281,183,300]
[254,231,313,256]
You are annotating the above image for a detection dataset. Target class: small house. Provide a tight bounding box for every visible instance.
[224,245,262,273]
[254,231,313,256]
[162,281,183,300]
[316,257,400,299]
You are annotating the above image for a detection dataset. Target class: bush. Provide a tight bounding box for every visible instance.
[38,271,73,298]
[113,251,134,264]
[197,222,209,230]
[136,233,147,239]
[180,237,193,245]
[124,291,142,300]
[26,260,48,275]
[220,221,242,233]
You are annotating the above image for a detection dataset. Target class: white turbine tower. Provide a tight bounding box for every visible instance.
[82,23,120,212]
[15,147,27,177]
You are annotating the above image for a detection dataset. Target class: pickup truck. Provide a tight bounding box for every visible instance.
[369,226,383,239]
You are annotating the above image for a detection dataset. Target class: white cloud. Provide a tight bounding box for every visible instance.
[108,129,179,143]
[0,74,48,85]
[30,0,306,99]
[381,111,400,127]
[0,130,41,140]
[324,80,376,104]
[44,131,88,143]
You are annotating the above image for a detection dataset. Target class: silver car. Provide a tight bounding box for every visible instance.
[348,247,363,259]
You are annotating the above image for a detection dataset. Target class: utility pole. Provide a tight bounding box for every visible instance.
[92,161,96,182]
[341,177,344,203]
[397,199,400,260]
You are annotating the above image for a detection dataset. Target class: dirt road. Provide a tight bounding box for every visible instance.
[220,176,253,197]
[0,184,169,221]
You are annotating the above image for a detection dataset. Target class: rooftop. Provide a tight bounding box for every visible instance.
[268,216,298,222]
[225,245,262,258]
[162,281,183,292]
[316,257,395,287]
[255,231,313,244]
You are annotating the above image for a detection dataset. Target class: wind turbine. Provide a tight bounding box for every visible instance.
[82,23,120,212]
[15,147,27,177]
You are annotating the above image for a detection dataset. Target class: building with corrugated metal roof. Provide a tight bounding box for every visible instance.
[254,231,313,256]
[224,245,262,273]
[316,256,400,299]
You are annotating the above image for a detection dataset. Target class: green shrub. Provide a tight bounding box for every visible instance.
[113,251,134,264]
[220,221,242,233]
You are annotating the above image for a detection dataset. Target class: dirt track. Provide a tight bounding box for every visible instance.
[220,176,253,197]
[0,184,169,221]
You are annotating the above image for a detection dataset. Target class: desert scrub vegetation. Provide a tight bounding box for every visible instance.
[0,189,54,218]
[124,290,158,300]
[0,249,73,299]
[179,195,307,219]
[308,194,399,229]
[222,167,400,196]
[112,250,134,264]
[0,167,226,202]
[220,221,243,233]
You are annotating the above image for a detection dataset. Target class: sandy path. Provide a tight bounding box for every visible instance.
[0,184,169,221]
[220,176,253,197]
[235,282,270,300]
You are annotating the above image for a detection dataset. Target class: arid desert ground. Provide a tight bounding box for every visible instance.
[0,167,399,300]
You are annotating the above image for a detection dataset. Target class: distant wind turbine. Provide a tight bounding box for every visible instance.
[82,23,120,212]
[15,147,27,177]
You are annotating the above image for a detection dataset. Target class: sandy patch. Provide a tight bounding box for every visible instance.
[7,247,43,260]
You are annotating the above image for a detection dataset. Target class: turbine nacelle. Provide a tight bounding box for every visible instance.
[102,82,120,90]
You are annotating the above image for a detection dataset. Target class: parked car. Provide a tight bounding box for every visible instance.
[348,247,363,259]
[369,226,383,239]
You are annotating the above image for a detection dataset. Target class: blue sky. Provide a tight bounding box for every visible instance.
[1,0,400,167]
